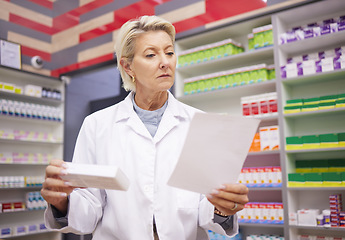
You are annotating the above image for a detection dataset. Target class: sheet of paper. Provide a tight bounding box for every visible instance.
[61,162,130,191]
[167,112,260,194]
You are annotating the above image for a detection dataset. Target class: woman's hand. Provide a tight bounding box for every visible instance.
[206,183,249,216]
[41,159,74,215]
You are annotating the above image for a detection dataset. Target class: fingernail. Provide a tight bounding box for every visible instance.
[219,184,226,190]
[60,169,68,175]
[62,163,68,169]
[60,192,67,197]
[211,189,219,195]
[64,182,72,186]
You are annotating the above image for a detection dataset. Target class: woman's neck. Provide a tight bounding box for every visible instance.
[134,90,168,111]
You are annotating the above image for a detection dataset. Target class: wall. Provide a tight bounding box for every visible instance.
[0,0,266,78]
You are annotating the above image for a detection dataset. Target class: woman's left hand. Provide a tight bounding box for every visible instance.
[206,183,249,216]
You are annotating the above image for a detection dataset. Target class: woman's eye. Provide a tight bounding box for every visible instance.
[146,54,155,58]
[167,52,174,56]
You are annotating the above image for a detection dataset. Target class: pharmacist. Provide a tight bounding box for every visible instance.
[41,15,249,240]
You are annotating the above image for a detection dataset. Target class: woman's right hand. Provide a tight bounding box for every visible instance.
[41,159,74,215]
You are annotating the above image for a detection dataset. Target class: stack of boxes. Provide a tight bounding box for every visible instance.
[238,202,284,224]
[330,194,344,228]
[279,15,345,45]
[286,132,345,150]
[241,92,278,118]
[238,166,282,188]
[248,24,274,51]
[288,159,345,187]
[249,125,279,152]
[177,38,244,68]
[183,64,274,95]
[280,45,345,79]
[284,93,345,114]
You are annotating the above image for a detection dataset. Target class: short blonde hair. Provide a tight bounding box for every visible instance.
[115,15,176,92]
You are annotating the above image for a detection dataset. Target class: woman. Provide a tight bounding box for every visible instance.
[41,15,249,240]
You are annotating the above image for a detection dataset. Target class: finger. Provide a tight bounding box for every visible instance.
[41,187,68,199]
[209,189,249,205]
[45,164,68,178]
[43,177,71,190]
[219,183,249,195]
[208,196,245,216]
[49,159,68,167]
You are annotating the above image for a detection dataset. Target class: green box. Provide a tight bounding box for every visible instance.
[319,101,336,109]
[301,104,319,112]
[305,172,323,182]
[311,160,329,172]
[286,136,303,150]
[288,173,305,182]
[328,159,345,172]
[336,99,345,107]
[284,105,301,114]
[320,94,337,103]
[286,98,303,106]
[337,93,345,100]
[296,160,312,173]
[322,172,343,186]
[302,135,320,149]
[319,133,338,148]
[303,97,320,105]
[338,132,345,147]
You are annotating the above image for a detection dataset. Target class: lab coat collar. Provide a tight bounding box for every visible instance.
[115,91,189,141]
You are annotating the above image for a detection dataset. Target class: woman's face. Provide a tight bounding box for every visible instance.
[127,30,176,94]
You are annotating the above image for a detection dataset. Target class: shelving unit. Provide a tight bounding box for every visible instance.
[174,0,345,239]
[0,66,63,240]
[275,0,345,239]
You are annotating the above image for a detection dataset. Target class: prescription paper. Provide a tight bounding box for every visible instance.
[167,112,260,195]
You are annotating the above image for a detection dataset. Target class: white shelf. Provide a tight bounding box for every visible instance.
[284,107,345,119]
[177,80,276,104]
[0,186,42,190]
[0,114,63,126]
[286,147,345,154]
[288,187,345,191]
[247,150,280,156]
[0,138,63,146]
[0,90,63,106]
[239,223,284,228]
[289,225,345,232]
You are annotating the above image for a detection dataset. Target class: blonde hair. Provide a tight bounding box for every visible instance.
[115,15,176,92]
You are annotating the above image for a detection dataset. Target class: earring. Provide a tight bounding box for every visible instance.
[131,75,135,83]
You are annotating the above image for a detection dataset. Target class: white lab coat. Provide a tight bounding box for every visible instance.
[45,91,238,240]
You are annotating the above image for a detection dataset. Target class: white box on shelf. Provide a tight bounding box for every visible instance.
[297,209,320,226]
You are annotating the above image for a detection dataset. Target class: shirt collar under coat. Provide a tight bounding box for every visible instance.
[114,91,189,142]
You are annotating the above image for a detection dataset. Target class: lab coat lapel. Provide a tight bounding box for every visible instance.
[116,92,152,139]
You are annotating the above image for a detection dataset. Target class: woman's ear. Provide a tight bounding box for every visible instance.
[120,58,134,77]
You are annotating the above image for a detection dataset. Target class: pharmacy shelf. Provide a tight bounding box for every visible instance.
[0,66,63,240]
[289,225,345,232]
[284,107,345,119]
[239,223,284,228]
[247,150,280,156]
[177,46,274,77]
[0,138,63,146]
[0,186,42,190]
[285,147,345,154]
[177,80,276,104]
[278,30,345,56]
[0,162,48,166]
[248,187,282,191]
[0,209,45,215]
[1,230,54,239]
[280,68,345,86]
[0,114,63,126]
[288,187,345,191]
[0,91,63,106]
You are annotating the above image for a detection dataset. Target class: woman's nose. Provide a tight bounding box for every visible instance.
[160,55,170,69]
